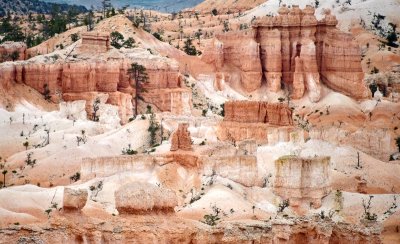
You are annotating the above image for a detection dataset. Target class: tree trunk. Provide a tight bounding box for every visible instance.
[135,72,139,117]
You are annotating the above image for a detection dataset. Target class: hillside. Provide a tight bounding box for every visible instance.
[0,0,87,16]
[192,0,266,13]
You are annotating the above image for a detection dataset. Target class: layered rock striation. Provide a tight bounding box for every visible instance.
[170,123,192,151]
[218,101,294,143]
[0,35,191,123]
[273,155,331,211]
[203,6,369,101]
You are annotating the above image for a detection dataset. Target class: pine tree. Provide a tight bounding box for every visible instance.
[183,38,198,56]
[127,63,149,117]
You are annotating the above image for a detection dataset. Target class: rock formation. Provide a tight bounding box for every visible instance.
[203,5,369,101]
[218,101,294,143]
[0,42,26,62]
[0,35,192,123]
[273,155,331,211]
[77,33,110,53]
[170,123,192,151]
[63,188,88,211]
[224,101,293,125]
[115,182,178,214]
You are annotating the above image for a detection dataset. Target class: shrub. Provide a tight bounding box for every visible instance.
[362,195,378,222]
[122,144,137,155]
[70,172,80,182]
[25,152,36,167]
[277,199,289,212]
[203,205,221,226]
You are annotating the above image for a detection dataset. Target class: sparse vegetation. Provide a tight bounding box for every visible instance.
[203,205,221,226]
[23,141,29,150]
[89,181,103,200]
[76,130,87,146]
[69,172,80,182]
[92,98,100,122]
[183,38,199,56]
[362,195,378,222]
[122,144,137,155]
[25,152,37,167]
[148,111,160,147]
[277,199,289,213]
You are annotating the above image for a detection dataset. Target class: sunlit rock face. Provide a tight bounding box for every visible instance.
[218,101,294,143]
[273,155,331,212]
[170,123,193,151]
[203,5,368,101]
[0,33,191,124]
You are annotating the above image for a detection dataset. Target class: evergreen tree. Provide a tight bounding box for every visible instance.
[127,63,148,117]
[183,38,198,56]
[110,31,124,49]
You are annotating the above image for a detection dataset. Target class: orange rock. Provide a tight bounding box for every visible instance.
[77,32,110,53]
[204,6,368,100]
[223,101,293,126]
[170,123,192,151]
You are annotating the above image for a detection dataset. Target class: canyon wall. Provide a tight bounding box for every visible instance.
[203,5,369,101]
[0,55,191,123]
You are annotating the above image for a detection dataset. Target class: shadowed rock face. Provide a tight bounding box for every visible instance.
[203,5,369,101]
[273,155,331,212]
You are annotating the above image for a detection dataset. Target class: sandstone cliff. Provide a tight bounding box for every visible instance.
[0,40,191,123]
[202,6,369,101]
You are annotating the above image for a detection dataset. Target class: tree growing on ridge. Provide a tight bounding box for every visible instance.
[127,63,148,117]
[101,0,112,19]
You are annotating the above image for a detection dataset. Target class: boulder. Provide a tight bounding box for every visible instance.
[63,188,88,211]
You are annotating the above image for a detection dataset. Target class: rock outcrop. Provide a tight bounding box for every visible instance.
[273,155,331,211]
[0,42,26,62]
[77,33,110,53]
[63,188,88,211]
[224,101,293,125]
[0,42,191,123]
[203,6,368,101]
[115,182,178,214]
[170,123,192,151]
[218,101,294,143]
